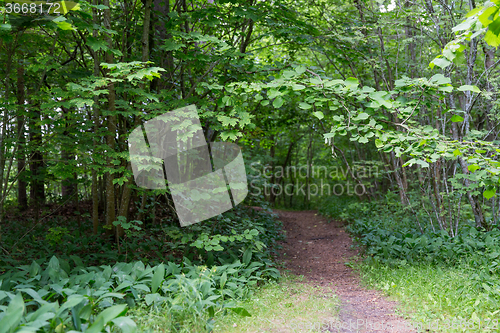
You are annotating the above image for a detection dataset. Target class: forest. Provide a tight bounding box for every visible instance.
[1,0,500,331]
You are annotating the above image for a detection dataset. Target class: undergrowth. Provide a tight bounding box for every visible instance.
[0,199,284,332]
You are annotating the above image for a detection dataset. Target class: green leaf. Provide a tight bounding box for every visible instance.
[86,36,108,52]
[109,49,123,57]
[354,112,369,121]
[86,316,105,333]
[220,272,227,288]
[479,6,499,27]
[151,264,165,294]
[416,160,429,167]
[298,102,312,110]
[484,29,500,47]
[229,307,252,317]
[430,74,452,85]
[242,248,253,265]
[79,304,92,321]
[438,85,453,92]
[273,96,284,108]
[53,16,67,23]
[345,77,359,87]
[292,84,306,91]
[295,66,306,74]
[358,136,369,143]
[111,317,137,333]
[0,24,12,31]
[375,139,384,148]
[86,304,128,333]
[452,17,475,32]
[450,115,464,122]
[218,115,238,127]
[57,295,85,316]
[126,67,164,82]
[489,16,500,35]
[0,293,24,333]
[458,85,481,93]
[313,111,324,120]
[430,57,451,69]
[468,164,480,172]
[484,188,497,199]
[56,21,75,31]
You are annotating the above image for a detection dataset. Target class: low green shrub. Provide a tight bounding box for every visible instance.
[0,255,280,332]
[0,203,284,332]
[0,204,283,271]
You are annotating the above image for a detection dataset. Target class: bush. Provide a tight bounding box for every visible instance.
[0,255,280,332]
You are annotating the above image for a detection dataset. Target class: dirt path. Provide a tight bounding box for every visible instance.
[275,210,416,333]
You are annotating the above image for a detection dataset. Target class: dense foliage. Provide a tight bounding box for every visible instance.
[0,204,282,332]
[0,256,278,332]
[2,0,500,329]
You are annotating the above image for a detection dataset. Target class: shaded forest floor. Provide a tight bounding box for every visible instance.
[275,209,416,333]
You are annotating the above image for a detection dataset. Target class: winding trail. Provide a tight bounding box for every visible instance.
[275,210,416,333]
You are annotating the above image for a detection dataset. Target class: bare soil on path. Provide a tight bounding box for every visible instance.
[275,209,416,333]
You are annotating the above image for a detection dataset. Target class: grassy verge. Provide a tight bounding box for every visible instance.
[358,261,500,332]
[128,273,339,333]
[212,273,339,333]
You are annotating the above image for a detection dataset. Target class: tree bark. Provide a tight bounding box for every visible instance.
[103,0,117,231]
[91,0,101,235]
[28,93,45,206]
[16,65,27,211]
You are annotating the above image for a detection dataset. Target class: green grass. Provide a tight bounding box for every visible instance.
[358,261,500,332]
[128,305,209,333]
[130,273,340,333]
[213,273,339,333]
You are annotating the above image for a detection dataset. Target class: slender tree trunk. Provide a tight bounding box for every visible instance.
[16,65,27,211]
[28,93,45,206]
[103,0,117,231]
[91,0,101,235]
[152,0,173,91]
[303,132,312,207]
[389,151,408,205]
[449,93,487,229]
[269,135,276,206]
[115,0,153,237]
[61,150,76,200]
[0,41,17,223]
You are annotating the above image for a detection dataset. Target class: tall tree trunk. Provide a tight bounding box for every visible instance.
[116,0,153,236]
[449,94,487,229]
[303,132,313,207]
[152,0,174,91]
[269,135,276,206]
[61,107,76,202]
[16,65,27,211]
[91,0,101,235]
[0,39,16,223]
[60,150,76,200]
[103,0,117,231]
[390,151,408,205]
[28,94,45,207]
